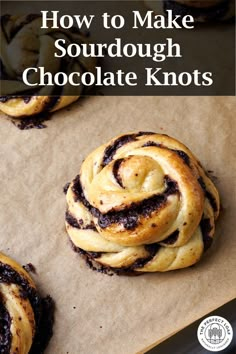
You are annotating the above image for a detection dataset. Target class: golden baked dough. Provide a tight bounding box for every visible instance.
[0,15,96,118]
[0,252,54,353]
[65,132,220,273]
[144,0,235,22]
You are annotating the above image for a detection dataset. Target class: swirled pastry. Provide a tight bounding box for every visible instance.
[145,0,235,22]
[65,132,220,274]
[0,252,54,353]
[0,15,96,118]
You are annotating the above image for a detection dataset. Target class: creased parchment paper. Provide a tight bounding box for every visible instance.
[0,96,236,354]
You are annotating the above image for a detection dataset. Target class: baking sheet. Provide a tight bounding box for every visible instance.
[0,95,236,354]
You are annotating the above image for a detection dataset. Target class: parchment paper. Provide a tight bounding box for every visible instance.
[0,95,236,354]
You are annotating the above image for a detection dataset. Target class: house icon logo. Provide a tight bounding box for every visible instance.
[206,323,225,344]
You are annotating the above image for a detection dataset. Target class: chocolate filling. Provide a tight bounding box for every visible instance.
[72,175,179,231]
[0,262,54,354]
[72,244,115,276]
[42,96,60,112]
[162,229,179,245]
[142,141,162,148]
[102,132,155,166]
[132,243,160,269]
[98,175,178,230]
[198,177,218,213]
[142,141,191,167]
[112,158,124,188]
[163,0,232,21]
[66,211,81,229]
[65,210,96,230]
[71,242,160,276]
[0,301,11,354]
[141,142,218,214]
[200,218,213,251]
[174,150,191,166]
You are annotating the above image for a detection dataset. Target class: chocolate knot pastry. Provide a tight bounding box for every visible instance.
[65,132,220,274]
[0,15,96,118]
[145,0,235,22]
[0,252,54,353]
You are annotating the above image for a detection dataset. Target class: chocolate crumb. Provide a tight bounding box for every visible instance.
[11,114,51,130]
[23,263,36,274]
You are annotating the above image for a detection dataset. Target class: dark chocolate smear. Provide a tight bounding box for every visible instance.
[42,96,60,112]
[72,174,179,231]
[65,210,96,230]
[162,229,179,245]
[66,210,81,229]
[0,301,12,354]
[131,243,160,269]
[142,141,191,167]
[87,251,102,259]
[71,242,160,276]
[200,218,213,251]
[174,150,190,166]
[112,158,124,188]
[102,132,155,167]
[0,262,54,354]
[71,244,114,276]
[198,177,218,213]
[142,141,162,148]
[72,175,100,218]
